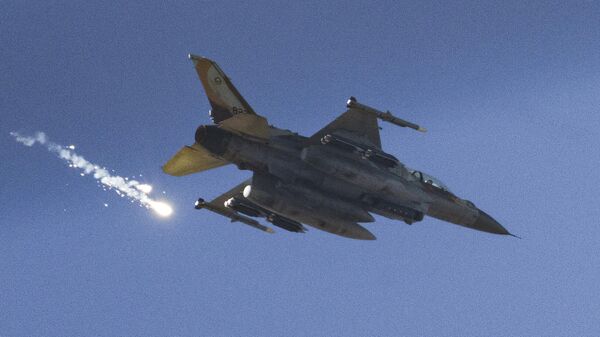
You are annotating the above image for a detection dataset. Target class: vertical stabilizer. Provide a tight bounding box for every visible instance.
[189,54,256,124]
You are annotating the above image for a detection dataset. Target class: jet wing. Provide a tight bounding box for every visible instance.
[309,97,426,149]
[309,107,382,149]
[198,179,274,233]
[163,143,228,176]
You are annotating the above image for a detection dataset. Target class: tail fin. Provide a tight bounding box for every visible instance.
[189,54,256,124]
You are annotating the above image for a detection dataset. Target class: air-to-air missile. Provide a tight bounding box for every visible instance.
[194,197,274,233]
[346,96,427,132]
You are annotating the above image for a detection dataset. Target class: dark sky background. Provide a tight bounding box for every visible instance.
[1,1,599,336]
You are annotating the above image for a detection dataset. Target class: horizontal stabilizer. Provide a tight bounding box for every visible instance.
[219,113,270,141]
[162,143,228,176]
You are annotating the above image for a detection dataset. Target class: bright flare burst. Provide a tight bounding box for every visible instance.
[11,131,174,218]
[150,201,173,217]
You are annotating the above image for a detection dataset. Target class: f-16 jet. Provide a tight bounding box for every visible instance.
[163,54,515,240]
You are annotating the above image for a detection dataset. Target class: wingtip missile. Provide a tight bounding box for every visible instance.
[347,97,426,133]
[194,197,206,209]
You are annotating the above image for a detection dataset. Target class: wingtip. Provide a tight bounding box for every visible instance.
[508,233,522,239]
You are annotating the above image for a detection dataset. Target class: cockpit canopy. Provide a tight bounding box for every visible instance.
[409,169,451,192]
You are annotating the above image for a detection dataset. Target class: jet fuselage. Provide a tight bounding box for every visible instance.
[163,54,514,239]
[195,124,509,238]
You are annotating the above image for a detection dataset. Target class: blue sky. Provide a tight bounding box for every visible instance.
[1,1,599,336]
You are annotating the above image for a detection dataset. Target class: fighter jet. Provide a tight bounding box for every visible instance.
[163,54,515,240]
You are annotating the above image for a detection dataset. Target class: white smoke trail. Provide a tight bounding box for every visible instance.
[10,131,173,217]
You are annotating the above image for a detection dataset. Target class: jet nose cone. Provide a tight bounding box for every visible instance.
[340,223,377,240]
[357,229,377,241]
[472,210,511,236]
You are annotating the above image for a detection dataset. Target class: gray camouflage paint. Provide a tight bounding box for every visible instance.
[164,55,513,240]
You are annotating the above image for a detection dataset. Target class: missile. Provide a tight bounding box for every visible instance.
[267,214,306,233]
[195,198,274,233]
[320,133,400,167]
[346,97,426,132]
